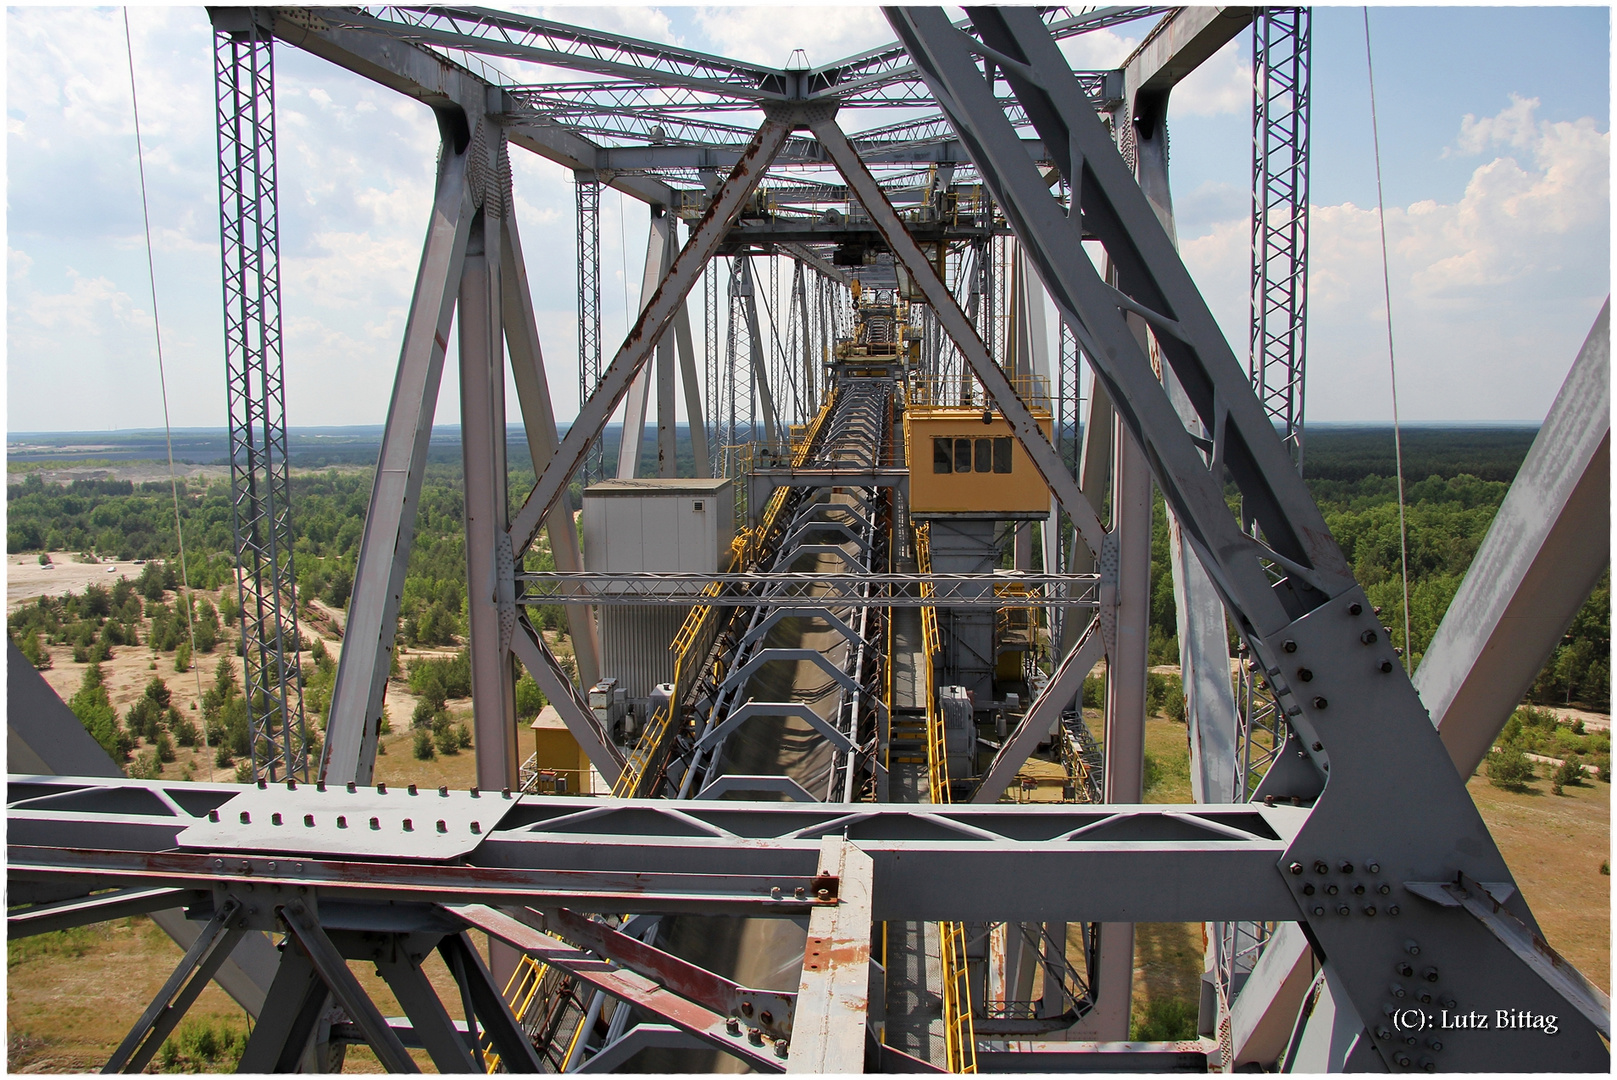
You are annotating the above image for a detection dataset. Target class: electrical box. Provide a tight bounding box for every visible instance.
[905,408,1053,517]
[530,706,593,794]
[582,478,736,580]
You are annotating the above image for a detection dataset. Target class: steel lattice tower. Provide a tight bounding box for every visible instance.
[576,174,604,484]
[1249,7,1311,472]
[214,16,308,782]
[1216,7,1314,1033]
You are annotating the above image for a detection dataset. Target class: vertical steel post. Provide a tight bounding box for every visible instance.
[459,198,518,791]
[214,14,308,782]
[577,173,604,485]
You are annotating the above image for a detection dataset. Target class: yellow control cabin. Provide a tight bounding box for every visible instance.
[905,407,1053,517]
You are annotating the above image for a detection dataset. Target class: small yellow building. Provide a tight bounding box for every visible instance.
[530,706,593,795]
[904,407,1053,517]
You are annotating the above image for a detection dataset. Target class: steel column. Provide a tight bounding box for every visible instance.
[501,209,603,689]
[321,143,474,786]
[459,188,518,792]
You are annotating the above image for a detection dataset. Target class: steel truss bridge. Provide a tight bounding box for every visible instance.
[8,4,1611,1074]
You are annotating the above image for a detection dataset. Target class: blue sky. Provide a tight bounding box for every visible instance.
[5,5,1610,433]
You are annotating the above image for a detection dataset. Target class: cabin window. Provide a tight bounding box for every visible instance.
[954,438,973,473]
[975,438,993,473]
[933,437,953,473]
[993,437,1012,473]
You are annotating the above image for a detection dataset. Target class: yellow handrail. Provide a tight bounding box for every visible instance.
[613,392,842,799]
[917,523,977,1073]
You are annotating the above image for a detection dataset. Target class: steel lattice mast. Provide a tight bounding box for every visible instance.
[1249,7,1311,472]
[576,174,604,484]
[213,11,309,782]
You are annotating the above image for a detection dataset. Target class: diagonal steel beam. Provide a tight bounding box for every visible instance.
[1414,300,1611,778]
[536,906,795,1041]
[806,114,1107,560]
[508,115,793,556]
[617,210,673,479]
[321,144,473,787]
[449,904,784,1071]
[280,899,419,1073]
[971,616,1104,803]
[510,614,625,785]
[501,207,602,688]
[103,899,246,1074]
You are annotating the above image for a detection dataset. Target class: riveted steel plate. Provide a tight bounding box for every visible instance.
[176,782,520,861]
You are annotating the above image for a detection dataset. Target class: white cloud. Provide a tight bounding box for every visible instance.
[1180,97,1609,422]
[1453,93,1539,155]
[692,6,891,69]
[541,6,679,45]
[1172,37,1250,118]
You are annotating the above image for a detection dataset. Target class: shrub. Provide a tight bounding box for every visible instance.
[233,761,254,784]
[170,709,200,748]
[174,641,191,673]
[129,749,163,780]
[1082,674,1105,710]
[1487,746,1536,791]
[1553,755,1584,792]
[435,722,461,756]
[515,671,546,719]
[157,1017,248,1073]
[412,699,440,729]
[456,723,472,750]
[154,731,176,764]
[215,745,234,768]
[1142,752,1163,795]
[413,727,435,760]
[1131,998,1198,1041]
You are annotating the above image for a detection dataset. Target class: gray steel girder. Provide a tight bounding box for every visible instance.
[11,775,1306,924]
[884,8,1608,1069]
[320,143,474,787]
[1414,299,1611,779]
[507,114,795,557]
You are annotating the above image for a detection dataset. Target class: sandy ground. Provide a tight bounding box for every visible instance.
[8,553,145,612]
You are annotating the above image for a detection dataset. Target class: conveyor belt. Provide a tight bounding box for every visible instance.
[571,378,898,1072]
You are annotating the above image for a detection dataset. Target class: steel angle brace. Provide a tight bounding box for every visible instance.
[774,542,866,573]
[777,519,872,558]
[103,897,248,1074]
[510,612,625,785]
[508,113,796,558]
[9,886,205,940]
[970,615,1103,803]
[434,930,546,1072]
[738,606,870,653]
[448,904,785,1071]
[277,899,420,1073]
[717,648,888,718]
[804,114,1106,560]
[535,905,796,1040]
[1405,875,1611,1038]
[373,947,480,1073]
[696,701,857,755]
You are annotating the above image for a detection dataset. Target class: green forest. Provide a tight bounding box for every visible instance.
[7,426,1609,711]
